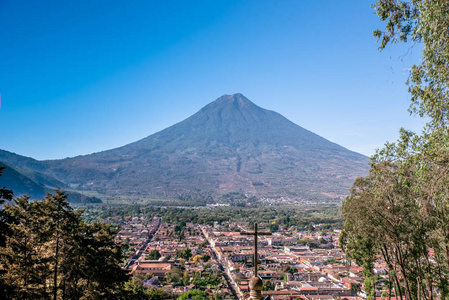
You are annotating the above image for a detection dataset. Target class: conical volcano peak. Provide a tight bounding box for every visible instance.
[215,93,249,104]
[0,94,369,201]
[194,93,268,127]
[201,93,262,114]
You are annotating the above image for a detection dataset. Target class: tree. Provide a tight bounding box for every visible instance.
[0,190,129,299]
[191,269,222,289]
[342,2,449,300]
[146,288,167,300]
[373,0,449,129]
[377,1,449,298]
[123,277,168,300]
[73,221,129,299]
[351,283,361,295]
[182,271,190,286]
[122,276,148,300]
[178,289,208,300]
[0,196,51,299]
[40,190,81,300]
[148,250,162,260]
[0,167,14,296]
[177,247,192,260]
[166,266,182,284]
[174,225,182,234]
[341,142,434,300]
[268,222,279,232]
[202,254,211,262]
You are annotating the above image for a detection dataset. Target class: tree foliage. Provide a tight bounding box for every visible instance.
[373,0,449,129]
[0,167,13,294]
[177,248,192,260]
[0,189,129,299]
[148,249,162,260]
[342,2,449,300]
[341,131,448,300]
[177,289,208,300]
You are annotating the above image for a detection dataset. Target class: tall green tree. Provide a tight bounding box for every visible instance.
[373,0,449,129]
[0,167,14,296]
[0,167,13,205]
[39,190,81,300]
[0,190,129,299]
[342,2,449,300]
[148,249,162,260]
[1,196,51,299]
[76,221,129,299]
[341,131,440,300]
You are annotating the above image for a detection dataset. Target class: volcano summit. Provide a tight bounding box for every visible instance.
[0,94,369,201]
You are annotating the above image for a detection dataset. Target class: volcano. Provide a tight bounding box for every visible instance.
[0,94,369,201]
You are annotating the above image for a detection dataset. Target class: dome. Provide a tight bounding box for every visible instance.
[318,277,327,282]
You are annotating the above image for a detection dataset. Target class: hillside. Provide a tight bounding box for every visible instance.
[0,161,102,203]
[0,161,47,199]
[0,94,369,201]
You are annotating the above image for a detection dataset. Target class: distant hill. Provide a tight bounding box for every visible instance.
[0,161,47,199]
[0,161,102,204]
[0,94,369,201]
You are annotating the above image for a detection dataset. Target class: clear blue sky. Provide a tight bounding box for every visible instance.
[0,0,426,160]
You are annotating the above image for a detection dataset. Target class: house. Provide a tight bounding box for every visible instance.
[131,261,172,278]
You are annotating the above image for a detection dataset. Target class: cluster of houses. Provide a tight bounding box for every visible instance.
[119,220,232,298]
[115,217,390,300]
[114,216,160,258]
[202,222,371,300]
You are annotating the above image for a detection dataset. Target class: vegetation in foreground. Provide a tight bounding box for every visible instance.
[341,1,449,300]
[0,170,175,299]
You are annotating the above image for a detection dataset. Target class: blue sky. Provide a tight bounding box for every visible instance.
[0,0,426,160]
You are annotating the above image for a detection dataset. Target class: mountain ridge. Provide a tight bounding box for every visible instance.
[0,94,369,201]
[0,160,102,203]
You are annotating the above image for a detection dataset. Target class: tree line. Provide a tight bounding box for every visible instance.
[83,203,342,230]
